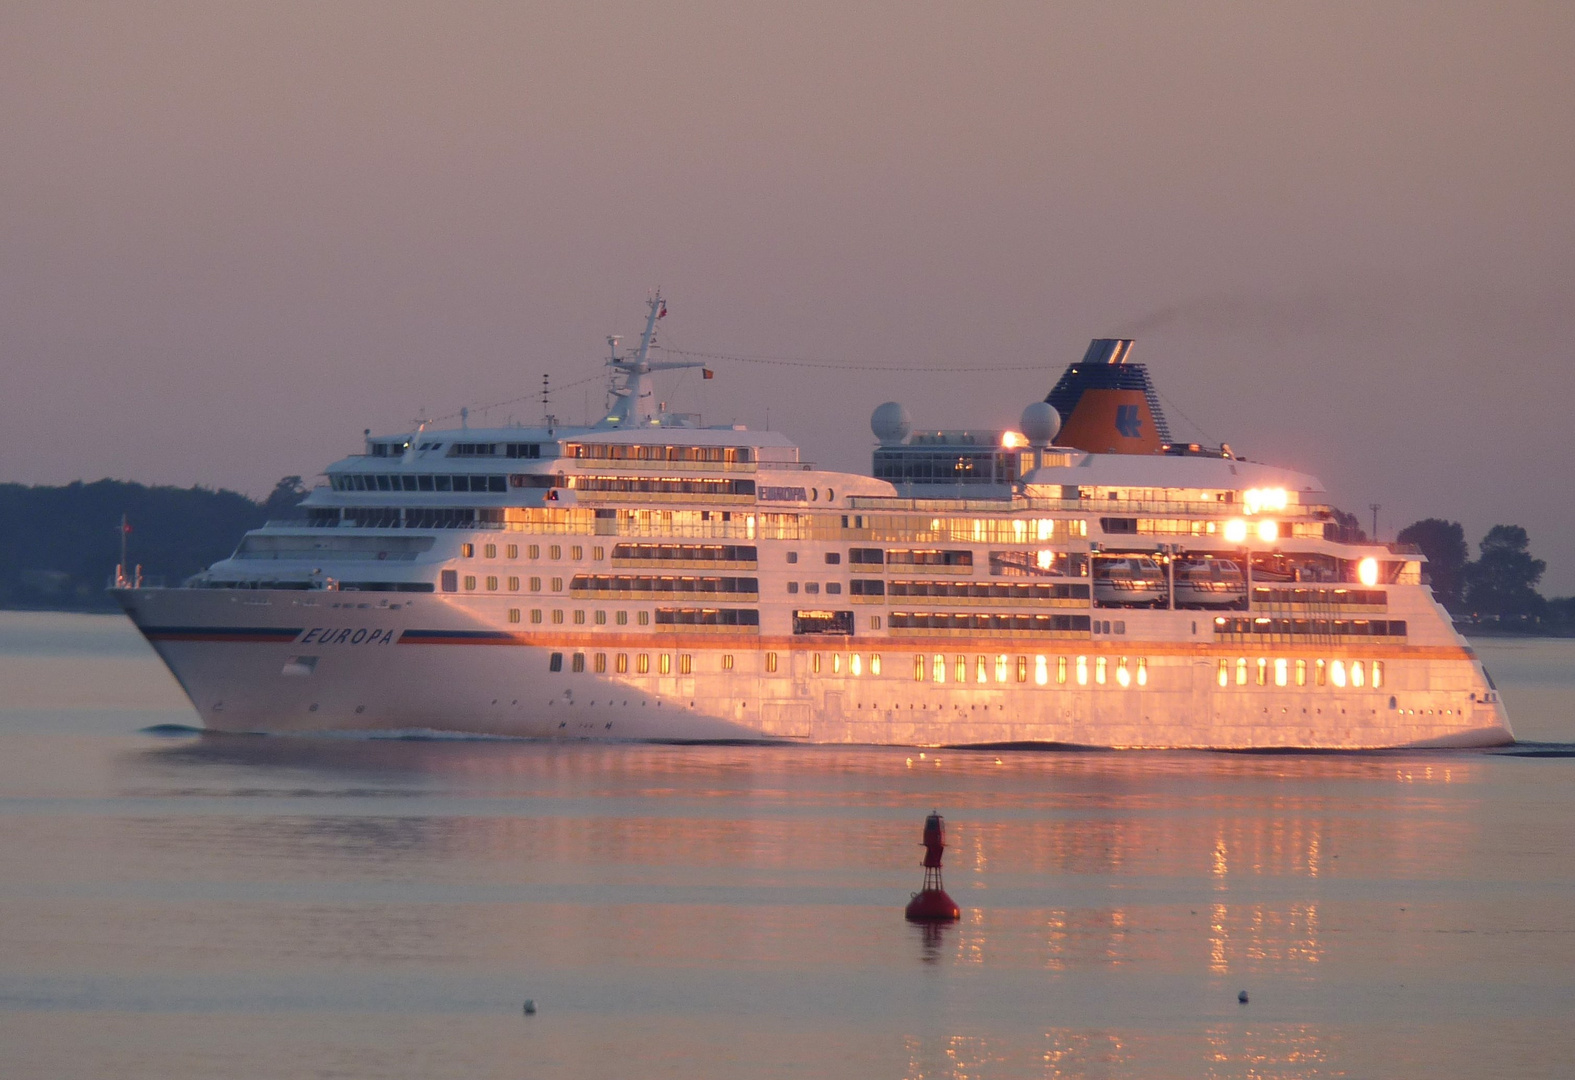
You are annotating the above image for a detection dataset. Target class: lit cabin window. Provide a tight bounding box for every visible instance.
[1058,656,1068,684]
[1236,658,1248,686]
[1218,659,1229,687]
[1274,658,1288,686]
[995,655,1009,683]
[871,654,881,676]
[637,655,650,674]
[1372,660,1384,688]
[1095,657,1107,685]
[933,654,946,682]
[659,654,672,675]
[1331,660,1347,688]
[616,654,629,673]
[679,654,692,674]
[594,653,607,673]
[1035,656,1049,685]
[1295,659,1307,686]
[1351,661,1365,687]
[1136,657,1148,686]
[767,652,778,673]
[1076,656,1088,685]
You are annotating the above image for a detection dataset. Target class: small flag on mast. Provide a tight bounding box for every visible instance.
[702,368,713,379]
[657,303,667,319]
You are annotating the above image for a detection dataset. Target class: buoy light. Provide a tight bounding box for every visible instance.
[1224,519,1249,544]
[1358,557,1380,586]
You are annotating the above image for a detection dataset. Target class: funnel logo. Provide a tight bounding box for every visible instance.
[1115,404,1143,438]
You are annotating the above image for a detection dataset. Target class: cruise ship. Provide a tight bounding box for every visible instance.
[113,296,1512,748]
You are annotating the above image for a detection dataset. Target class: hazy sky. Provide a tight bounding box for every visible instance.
[4,3,1573,589]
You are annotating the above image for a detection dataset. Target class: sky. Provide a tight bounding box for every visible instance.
[3,2,1573,590]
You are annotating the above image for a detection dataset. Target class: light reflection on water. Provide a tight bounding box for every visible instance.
[1,613,1574,1079]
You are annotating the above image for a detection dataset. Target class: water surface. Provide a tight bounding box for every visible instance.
[2,613,1572,1078]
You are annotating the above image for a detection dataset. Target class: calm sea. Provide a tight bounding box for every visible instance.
[2,611,1573,1079]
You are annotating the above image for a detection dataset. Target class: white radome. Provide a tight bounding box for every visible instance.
[870,401,912,445]
[1019,401,1061,446]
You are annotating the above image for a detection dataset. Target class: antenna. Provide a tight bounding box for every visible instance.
[1369,503,1381,542]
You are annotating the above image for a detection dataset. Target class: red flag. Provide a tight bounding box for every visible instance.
[702,368,713,379]
[658,304,667,319]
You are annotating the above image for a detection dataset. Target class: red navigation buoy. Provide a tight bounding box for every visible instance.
[904,810,960,922]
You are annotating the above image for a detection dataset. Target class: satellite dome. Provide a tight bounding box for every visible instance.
[1020,401,1061,446]
[870,401,912,445]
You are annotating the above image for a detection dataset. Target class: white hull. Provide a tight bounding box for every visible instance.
[115,587,1512,750]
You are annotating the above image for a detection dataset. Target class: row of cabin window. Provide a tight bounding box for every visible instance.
[508,609,648,626]
[549,651,694,675]
[333,473,509,493]
[462,575,565,592]
[912,653,1147,687]
[1217,657,1384,688]
[787,582,842,594]
[460,543,602,560]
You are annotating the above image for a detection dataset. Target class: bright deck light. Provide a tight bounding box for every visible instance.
[1257,520,1279,543]
[1224,519,1248,544]
[1358,557,1380,586]
[1001,431,1026,448]
[1243,487,1288,515]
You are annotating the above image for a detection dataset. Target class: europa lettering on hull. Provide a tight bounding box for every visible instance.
[111,295,1512,749]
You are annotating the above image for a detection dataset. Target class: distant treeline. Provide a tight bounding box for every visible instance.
[1387,517,1573,636]
[0,478,303,611]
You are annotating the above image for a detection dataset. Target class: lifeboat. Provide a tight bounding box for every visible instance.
[1093,556,1167,607]
[1173,557,1247,609]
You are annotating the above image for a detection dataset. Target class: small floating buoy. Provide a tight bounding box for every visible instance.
[1237,990,1248,1004]
[904,810,960,923]
[523,999,537,1015]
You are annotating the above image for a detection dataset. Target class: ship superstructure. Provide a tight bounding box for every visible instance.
[113,297,1511,748]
